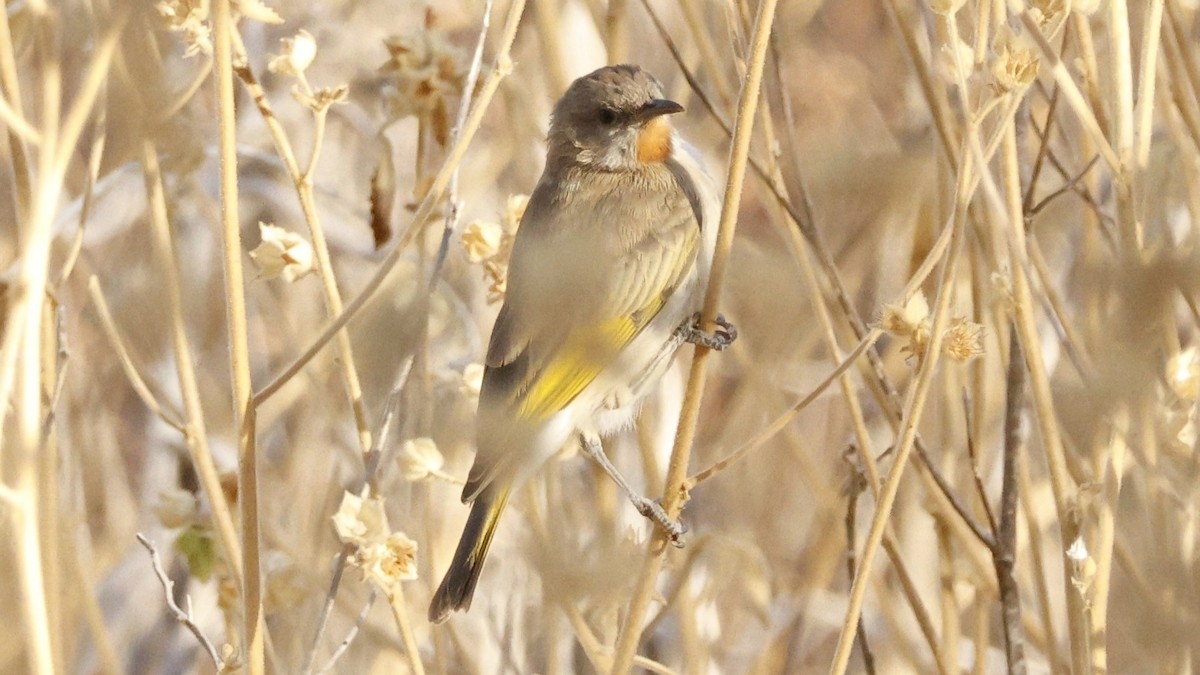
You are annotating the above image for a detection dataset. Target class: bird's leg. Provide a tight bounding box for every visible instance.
[580,433,687,547]
[675,312,738,351]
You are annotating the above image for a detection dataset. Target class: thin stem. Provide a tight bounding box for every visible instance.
[229,31,372,456]
[686,330,880,489]
[996,330,1028,675]
[135,534,223,671]
[843,466,877,675]
[210,0,263,670]
[139,140,245,585]
[385,585,426,675]
[429,0,493,288]
[85,278,186,433]
[315,592,376,674]
[609,0,779,671]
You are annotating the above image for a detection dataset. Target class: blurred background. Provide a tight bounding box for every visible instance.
[2,0,1199,672]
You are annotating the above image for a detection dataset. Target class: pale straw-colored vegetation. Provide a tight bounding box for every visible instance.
[2,0,1198,673]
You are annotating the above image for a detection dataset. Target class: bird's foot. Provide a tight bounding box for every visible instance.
[632,496,687,547]
[676,312,738,351]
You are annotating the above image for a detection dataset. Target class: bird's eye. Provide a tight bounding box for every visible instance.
[597,107,618,125]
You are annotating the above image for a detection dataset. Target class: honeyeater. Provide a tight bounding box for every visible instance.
[429,64,733,623]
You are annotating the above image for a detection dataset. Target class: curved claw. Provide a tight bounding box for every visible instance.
[677,312,738,352]
[634,497,688,546]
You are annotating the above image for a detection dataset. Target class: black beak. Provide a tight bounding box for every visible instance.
[634,98,684,123]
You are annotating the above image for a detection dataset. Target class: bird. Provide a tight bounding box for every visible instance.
[429,64,735,623]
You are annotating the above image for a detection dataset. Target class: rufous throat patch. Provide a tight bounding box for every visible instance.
[636,117,673,163]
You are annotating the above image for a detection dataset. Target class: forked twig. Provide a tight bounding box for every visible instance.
[136,534,224,671]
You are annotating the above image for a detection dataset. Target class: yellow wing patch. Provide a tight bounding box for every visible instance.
[517,296,665,420]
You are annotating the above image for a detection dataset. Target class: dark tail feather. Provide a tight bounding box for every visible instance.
[428,487,510,623]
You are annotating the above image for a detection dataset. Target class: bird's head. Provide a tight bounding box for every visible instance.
[547,64,684,172]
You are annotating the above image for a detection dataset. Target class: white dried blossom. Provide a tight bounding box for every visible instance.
[881,292,933,361]
[292,84,349,113]
[484,260,508,304]
[881,291,930,336]
[233,0,283,24]
[352,532,418,588]
[155,0,212,57]
[398,437,445,482]
[461,220,504,263]
[991,27,1040,91]
[332,490,420,588]
[249,222,314,282]
[332,491,389,548]
[502,194,530,233]
[1030,0,1068,27]
[1067,535,1096,598]
[268,29,317,77]
[944,318,986,362]
[461,363,484,398]
[380,31,466,145]
[1066,536,1088,562]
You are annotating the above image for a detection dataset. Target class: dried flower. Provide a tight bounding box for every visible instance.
[332,490,420,588]
[484,260,508,304]
[462,194,525,304]
[398,437,445,481]
[249,222,314,282]
[461,220,504,263]
[991,27,1040,91]
[1066,535,1096,598]
[502,194,530,233]
[1029,0,1068,28]
[380,32,466,145]
[944,318,986,362]
[293,84,350,113]
[155,0,212,57]
[1066,535,1088,562]
[233,0,283,24]
[882,291,930,335]
[268,29,317,77]
[332,491,389,548]
[353,532,419,588]
[462,363,485,398]
[881,291,932,359]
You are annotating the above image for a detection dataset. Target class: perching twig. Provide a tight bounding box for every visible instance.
[609,0,779,671]
[135,534,224,671]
